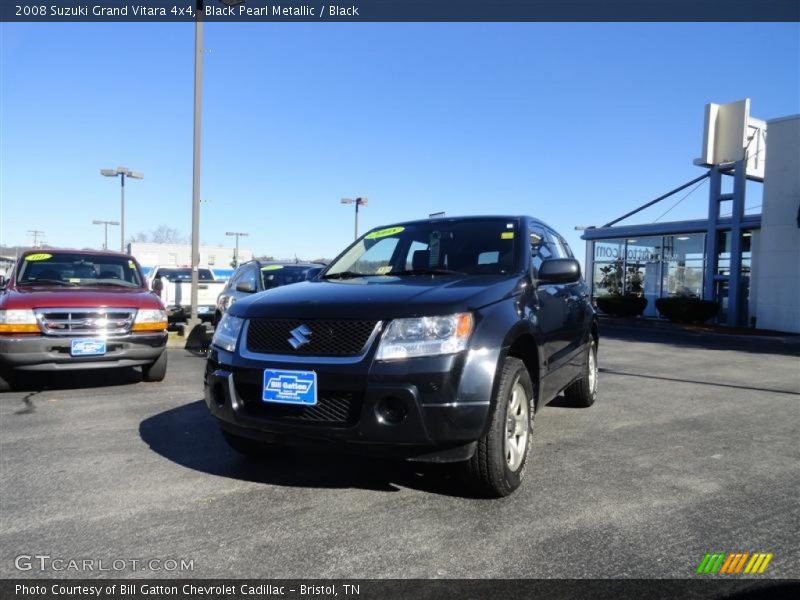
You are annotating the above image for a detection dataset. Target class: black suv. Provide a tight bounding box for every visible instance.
[205,216,598,496]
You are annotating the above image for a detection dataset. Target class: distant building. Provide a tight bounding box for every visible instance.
[581,103,799,333]
[127,242,253,280]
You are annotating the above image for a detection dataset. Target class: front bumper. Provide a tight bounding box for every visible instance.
[0,332,167,372]
[204,346,497,462]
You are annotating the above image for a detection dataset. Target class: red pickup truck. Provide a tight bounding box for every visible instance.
[0,249,168,392]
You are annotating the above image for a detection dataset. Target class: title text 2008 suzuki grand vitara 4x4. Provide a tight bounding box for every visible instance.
[205,216,598,496]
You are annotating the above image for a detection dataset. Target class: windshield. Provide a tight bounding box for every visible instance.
[325,218,520,277]
[17,252,144,288]
[155,268,215,282]
[261,265,320,289]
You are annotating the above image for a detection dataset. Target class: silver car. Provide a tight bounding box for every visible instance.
[214,261,325,325]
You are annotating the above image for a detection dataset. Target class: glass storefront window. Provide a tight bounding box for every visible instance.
[662,234,705,298]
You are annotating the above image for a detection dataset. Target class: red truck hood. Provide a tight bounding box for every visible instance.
[1,286,164,310]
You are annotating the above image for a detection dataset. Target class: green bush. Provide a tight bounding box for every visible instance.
[655,297,719,323]
[596,294,648,317]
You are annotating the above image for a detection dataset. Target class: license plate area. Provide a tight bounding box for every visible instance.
[262,368,317,405]
[70,338,107,357]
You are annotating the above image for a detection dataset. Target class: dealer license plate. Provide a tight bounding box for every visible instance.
[71,338,107,357]
[262,368,317,405]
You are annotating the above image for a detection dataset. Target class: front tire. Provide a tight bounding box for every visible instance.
[142,350,168,382]
[564,338,598,407]
[0,367,13,392]
[461,357,534,498]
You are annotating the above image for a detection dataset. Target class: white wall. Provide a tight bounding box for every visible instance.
[127,242,253,273]
[754,115,800,333]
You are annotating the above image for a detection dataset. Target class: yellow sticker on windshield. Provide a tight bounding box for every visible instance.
[260,265,284,271]
[25,253,53,261]
[128,260,136,269]
[376,265,392,275]
[365,226,404,240]
[501,232,514,239]
[69,278,81,283]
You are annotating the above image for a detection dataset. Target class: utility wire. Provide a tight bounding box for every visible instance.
[653,178,708,223]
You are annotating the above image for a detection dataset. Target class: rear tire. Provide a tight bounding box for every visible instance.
[461,357,534,498]
[222,429,282,458]
[564,339,598,408]
[142,350,168,382]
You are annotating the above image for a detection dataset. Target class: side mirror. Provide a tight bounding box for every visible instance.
[236,281,257,293]
[538,258,581,284]
[151,278,164,293]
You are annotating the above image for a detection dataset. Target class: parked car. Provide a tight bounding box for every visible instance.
[214,261,325,325]
[0,249,169,391]
[204,216,598,497]
[148,266,226,323]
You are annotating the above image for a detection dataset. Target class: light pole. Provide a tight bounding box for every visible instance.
[100,167,143,253]
[187,0,246,329]
[341,197,369,240]
[225,232,249,268]
[92,220,120,250]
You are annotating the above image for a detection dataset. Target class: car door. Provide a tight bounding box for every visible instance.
[550,233,586,364]
[530,225,570,376]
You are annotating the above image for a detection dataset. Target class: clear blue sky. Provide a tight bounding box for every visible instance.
[1,23,798,263]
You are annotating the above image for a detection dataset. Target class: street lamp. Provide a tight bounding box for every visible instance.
[341,197,368,240]
[187,0,246,329]
[100,167,143,253]
[225,231,249,268]
[92,220,120,250]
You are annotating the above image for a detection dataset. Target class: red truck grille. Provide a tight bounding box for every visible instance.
[34,308,137,336]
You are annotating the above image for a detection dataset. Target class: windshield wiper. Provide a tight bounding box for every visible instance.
[18,279,76,286]
[90,281,135,287]
[391,268,463,276]
[320,271,368,280]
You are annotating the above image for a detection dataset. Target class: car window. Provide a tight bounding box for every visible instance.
[548,233,571,259]
[530,226,551,274]
[16,252,143,287]
[239,266,258,289]
[261,265,316,289]
[326,218,520,276]
[156,268,215,282]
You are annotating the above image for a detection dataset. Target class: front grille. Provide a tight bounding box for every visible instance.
[246,319,379,356]
[235,380,362,427]
[34,308,136,336]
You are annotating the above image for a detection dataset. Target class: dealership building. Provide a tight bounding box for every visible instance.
[582,101,800,333]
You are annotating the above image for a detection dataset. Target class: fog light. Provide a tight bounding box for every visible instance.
[375,396,408,425]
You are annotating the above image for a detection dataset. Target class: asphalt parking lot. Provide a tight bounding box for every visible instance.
[1,323,798,579]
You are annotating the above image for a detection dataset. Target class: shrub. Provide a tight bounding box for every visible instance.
[596,294,648,317]
[655,297,719,323]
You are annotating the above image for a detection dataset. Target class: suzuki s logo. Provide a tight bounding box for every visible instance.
[288,324,312,350]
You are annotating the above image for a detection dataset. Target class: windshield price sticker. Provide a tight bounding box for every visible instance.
[24,253,53,261]
[365,226,405,240]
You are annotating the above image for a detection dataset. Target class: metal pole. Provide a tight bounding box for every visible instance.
[120,173,126,253]
[234,235,239,268]
[189,13,203,327]
[103,223,108,250]
[354,201,359,240]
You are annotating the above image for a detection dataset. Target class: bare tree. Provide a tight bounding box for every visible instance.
[128,226,188,245]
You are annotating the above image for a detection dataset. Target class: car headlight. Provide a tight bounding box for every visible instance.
[132,308,168,332]
[376,312,474,360]
[0,309,39,334]
[212,313,244,352]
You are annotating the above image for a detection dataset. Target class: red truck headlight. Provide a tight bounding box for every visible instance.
[132,309,168,332]
[0,309,40,334]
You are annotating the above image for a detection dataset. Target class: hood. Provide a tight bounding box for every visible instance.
[230,274,525,319]
[1,286,164,310]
